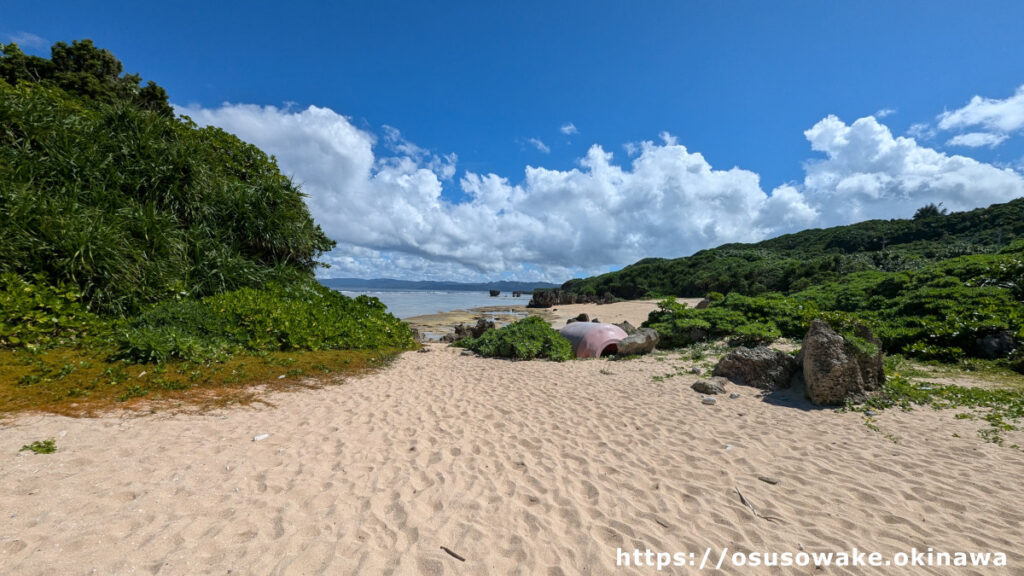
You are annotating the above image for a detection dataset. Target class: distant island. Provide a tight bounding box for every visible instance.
[319,278,560,293]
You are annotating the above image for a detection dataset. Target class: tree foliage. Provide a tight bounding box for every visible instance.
[0,39,413,364]
[913,202,948,220]
[1,66,334,314]
[644,252,1024,367]
[558,198,1024,300]
[1,40,173,116]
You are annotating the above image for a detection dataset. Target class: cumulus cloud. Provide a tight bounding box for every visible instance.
[560,122,578,135]
[177,103,1024,281]
[527,138,551,154]
[938,85,1024,134]
[802,115,1023,223]
[946,132,1009,148]
[874,108,896,118]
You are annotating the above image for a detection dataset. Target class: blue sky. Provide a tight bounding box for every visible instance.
[5,1,1024,282]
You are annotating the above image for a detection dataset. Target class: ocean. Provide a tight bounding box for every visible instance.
[333,289,534,319]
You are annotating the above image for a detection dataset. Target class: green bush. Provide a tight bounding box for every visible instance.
[0,74,333,315]
[456,316,573,361]
[642,253,1023,363]
[728,322,782,347]
[20,438,57,454]
[0,272,110,349]
[114,279,416,363]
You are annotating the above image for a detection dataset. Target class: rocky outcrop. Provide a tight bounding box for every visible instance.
[527,290,615,308]
[977,331,1016,359]
[441,318,495,342]
[614,320,637,335]
[566,313,590,325]
[616,327,659,356]
[712,346,799,391]
[692,378,727,395]
[489,290,500,297]
[694,298,711,310]
[801,319,883,406]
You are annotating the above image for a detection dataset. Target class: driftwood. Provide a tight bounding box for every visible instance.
[441,546,466,562]
[735,486,782,523]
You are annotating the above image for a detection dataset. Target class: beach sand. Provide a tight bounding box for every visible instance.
[2,302,1023,575]
[404,296,686,340]
[533,299,691,329]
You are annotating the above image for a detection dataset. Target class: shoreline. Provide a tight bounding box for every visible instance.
[404,298,692,340]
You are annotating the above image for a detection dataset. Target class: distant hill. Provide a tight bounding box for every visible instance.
[319,278,560,293]
[556,198,1024,299]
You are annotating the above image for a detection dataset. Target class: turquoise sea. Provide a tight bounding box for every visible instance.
[334,289,533,319]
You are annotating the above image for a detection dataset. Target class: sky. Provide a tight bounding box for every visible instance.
[5,1,1024,282]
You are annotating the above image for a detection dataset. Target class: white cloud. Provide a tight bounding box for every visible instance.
[5,31,48,49]
[527,138,551,154]
[906,122,935,140]
[945,132,1009,148]
[938,85,1024,134]
[874,108,896,118]
[560,122,578,135]
[802,115,1023,223]
[177,103,1024,282]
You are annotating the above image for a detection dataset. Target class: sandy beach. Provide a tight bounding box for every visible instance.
[404,297,680,340]
[2,302,1023,575]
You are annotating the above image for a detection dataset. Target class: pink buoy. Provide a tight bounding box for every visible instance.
[558,322,628,358]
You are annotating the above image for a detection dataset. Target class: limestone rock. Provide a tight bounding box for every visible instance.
[614,320,637,335]
[616,327,659,356]
[802,319,884,406]
[692,378,728,395]
[712,346,799,390]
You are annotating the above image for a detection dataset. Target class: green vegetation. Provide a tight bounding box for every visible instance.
[559,198,1024,299]
[115,279,414,363]
[544,191,1024,372]
[0,40,415,414]
[1,48,333,314]
[455,317,573,361]
[1,40,172,116]
[20,438,56,454]
[644,251,1024,368]
[0,346,398,415]
[850,364,1024,447]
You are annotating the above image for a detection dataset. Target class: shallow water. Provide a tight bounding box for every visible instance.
[333,289,533,319]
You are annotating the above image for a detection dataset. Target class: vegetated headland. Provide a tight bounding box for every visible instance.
[535,198,1024,370]
[0,40,415,415]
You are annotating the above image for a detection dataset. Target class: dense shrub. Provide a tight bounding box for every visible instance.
[0,273,110,349]
[114,279,416,363]
[643,253,1024,363]
[0,66,333,315]
[455,316,573,361]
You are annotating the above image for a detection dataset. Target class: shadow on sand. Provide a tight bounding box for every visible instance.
[758,380,830,412]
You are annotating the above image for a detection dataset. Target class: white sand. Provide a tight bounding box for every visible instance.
[539,299,693,329]
[2,304,1023,575]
